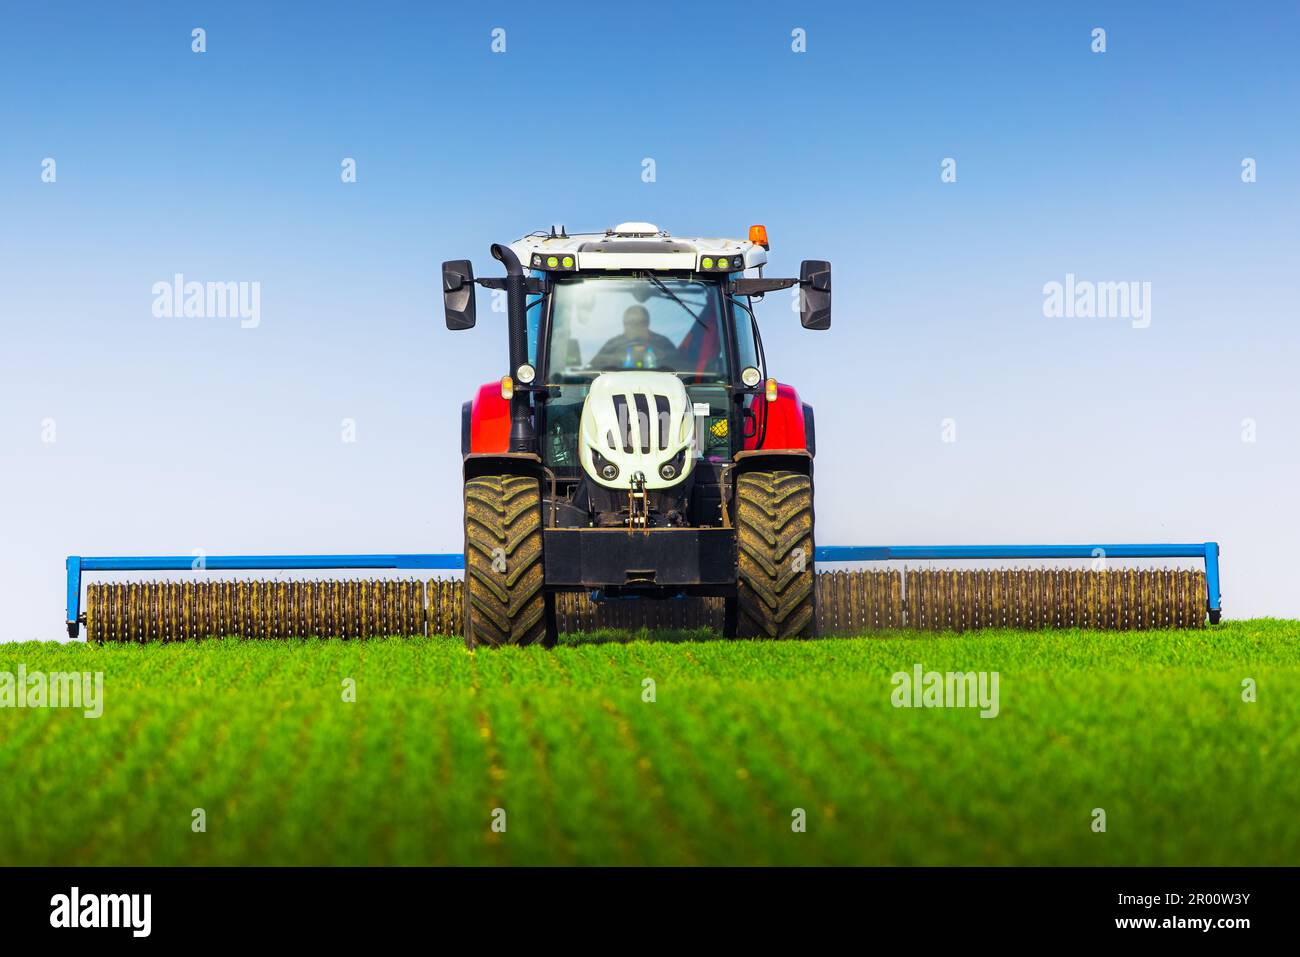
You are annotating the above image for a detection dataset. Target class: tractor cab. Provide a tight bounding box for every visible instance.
[538,271,753,477]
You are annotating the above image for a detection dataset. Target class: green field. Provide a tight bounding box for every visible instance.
[1,621,1297,866]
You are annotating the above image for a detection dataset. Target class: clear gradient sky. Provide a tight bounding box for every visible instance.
[2,1,1297,641]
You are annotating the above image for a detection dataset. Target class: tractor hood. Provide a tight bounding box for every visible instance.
[579,372,696,490]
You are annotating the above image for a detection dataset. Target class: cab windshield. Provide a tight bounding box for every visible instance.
[546,276,728,383]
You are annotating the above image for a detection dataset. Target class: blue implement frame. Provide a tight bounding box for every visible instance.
[64,542,1221,637]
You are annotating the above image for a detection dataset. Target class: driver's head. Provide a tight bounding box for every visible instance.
[622,305,651,341]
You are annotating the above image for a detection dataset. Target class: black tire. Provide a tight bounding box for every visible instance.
[735,470,817,639]
[464,474,554,648]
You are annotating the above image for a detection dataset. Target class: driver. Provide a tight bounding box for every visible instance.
[590,305,683,371]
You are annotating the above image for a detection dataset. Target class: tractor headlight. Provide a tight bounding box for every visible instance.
[590,448,619,482]
[740,366,761,388]
[531,253,577,271]
[698,254,742,272]
[516,363,536,384]
[658,449,688,482]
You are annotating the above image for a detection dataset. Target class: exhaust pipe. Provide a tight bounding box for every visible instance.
[490,243,537,453]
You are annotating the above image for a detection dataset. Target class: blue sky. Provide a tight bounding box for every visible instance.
[2,0,1297,640]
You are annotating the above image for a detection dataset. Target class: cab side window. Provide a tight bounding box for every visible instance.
[731,298,761,375]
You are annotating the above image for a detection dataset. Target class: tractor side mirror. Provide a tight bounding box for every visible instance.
[798,260,831,330]
[442,260,477,330]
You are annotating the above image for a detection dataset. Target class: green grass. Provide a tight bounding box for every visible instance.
[1,621,1297,865]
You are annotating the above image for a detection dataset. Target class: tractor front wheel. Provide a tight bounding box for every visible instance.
[735,470,817,639]
[463,473,555,648]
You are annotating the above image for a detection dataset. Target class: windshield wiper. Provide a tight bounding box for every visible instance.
[645,274,708,330]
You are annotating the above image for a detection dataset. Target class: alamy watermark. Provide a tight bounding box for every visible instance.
[50,887,150,937]
[1042,273,1151,329]
[891,663,999,718]
[152,273,261,329]
[1,666,103,718]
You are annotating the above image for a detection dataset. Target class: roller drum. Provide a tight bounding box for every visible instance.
[82,568,1207,641]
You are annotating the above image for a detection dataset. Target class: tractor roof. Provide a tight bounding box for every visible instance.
[510,222,769,274]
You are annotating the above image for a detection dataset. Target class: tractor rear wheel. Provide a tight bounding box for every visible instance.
[463,473,555,648]
[735,470,817,639]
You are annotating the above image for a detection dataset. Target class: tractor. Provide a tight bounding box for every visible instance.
[443,222,831,647]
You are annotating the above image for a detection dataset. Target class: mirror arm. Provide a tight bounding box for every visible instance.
[477,277,546,294]
[728,277,798,296]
